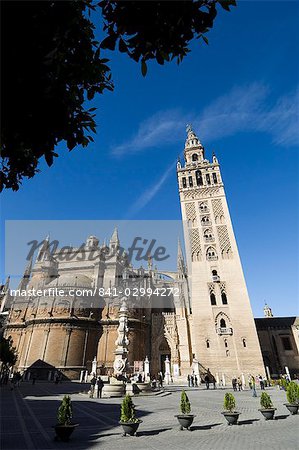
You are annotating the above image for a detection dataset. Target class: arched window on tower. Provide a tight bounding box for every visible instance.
[224,338,228,348]
[195,170,203,186]
[206,174,211,185]
[199,202,208,212]
[189,176,193,187]
[210,293,216,306]
[206,247,217,260]
[242,338,247,348]
[221,292,228,305]
[206,339,210,348]
[192,153,198,161]
[204,229,213,242]
[182,177,187,188]
[220,318,226,328]
[212,173,218,184]
[212,270,220,282]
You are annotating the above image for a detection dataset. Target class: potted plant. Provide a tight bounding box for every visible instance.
[284,381,299,415]
[54,395,78,442]
[222,393,240,425]
[119,394,142,436]
[175,390,196,431]
[258,392,276,420]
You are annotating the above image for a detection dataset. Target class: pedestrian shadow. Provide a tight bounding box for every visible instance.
[275,414,289,420]
[191,423,222,430]
[138,427,172,436]
[238,419,260,425]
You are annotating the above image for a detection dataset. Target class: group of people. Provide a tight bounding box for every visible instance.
[187,374,198,387]
[90,375,104,398]
[232,377,243,391]
[186,372,216,389]
[151,372,164,389]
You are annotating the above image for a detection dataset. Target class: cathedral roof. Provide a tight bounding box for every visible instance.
[48,273,92,287]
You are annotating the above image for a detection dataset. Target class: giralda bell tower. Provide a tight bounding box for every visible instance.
[177,126,265,382]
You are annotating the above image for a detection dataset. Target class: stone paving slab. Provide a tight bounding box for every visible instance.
[1,382,298,450]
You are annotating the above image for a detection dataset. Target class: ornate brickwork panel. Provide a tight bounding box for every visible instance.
[183,187,219,200]
[189,228,202,261]
[185,202,196,225]
[217,225,233,259]
[211,199,224,221]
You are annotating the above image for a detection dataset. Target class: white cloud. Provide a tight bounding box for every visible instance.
[125,160,176,217]
[111,110,187,156]
[112,83,299,156]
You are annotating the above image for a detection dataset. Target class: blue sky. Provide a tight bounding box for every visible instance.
[1,2,298,317]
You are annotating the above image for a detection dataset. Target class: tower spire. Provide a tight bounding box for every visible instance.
[184,124,204,162]
[109,227,120,248]
[17,257,33,290]
[263,302,273,318]
[177,238,186,275]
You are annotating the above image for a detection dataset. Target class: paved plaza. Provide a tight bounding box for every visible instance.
[1,381,298,450]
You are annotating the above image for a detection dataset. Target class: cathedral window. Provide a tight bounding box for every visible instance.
[221,292,228,305]
[189,176,193,187]
[195,170,203,186]
[242,338,247,348]
[212,270,220,282]
[206,339,210,348]
[206,247,217,260]
[226,349,230,357]
[182,177,187,188]
[206,174,211,185]
[204,229,213,241]
[224,338,228,348]
[201,216,211,225]
[210,293,216,305]
[220,318,226,328]
[192,153,198,161]
[199,202,208,212]
[212,173,218,184]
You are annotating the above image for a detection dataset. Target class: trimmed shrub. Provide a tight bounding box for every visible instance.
[260,392,273,409]
[224,393,236,412]
[180,390,191,414]
[57,395,73,425]
[120,394,138,423]
[286,381,299,404]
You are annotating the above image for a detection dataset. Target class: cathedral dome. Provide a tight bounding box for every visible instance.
[48,273,93,287]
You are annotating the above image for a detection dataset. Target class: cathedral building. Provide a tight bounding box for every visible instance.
[3,128,267,382]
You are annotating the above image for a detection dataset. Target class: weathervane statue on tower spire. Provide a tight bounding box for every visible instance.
[186,124,193,134]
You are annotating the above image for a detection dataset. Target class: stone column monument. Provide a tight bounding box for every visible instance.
[103,297,129,397]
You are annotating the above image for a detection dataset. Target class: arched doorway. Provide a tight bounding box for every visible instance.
[158,338,171,375]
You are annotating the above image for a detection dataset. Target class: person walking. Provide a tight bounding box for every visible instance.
[252,375,257,397]
[204,373,210,390]
[187,374,191,387]
[212,375,216,389]
[90,375,96,398]
[259,375,265,390]
[237,377,242,391]
[232,378,237,391]
[194,375,198,387]
[96,376,104,399]
[190,374,194,387]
